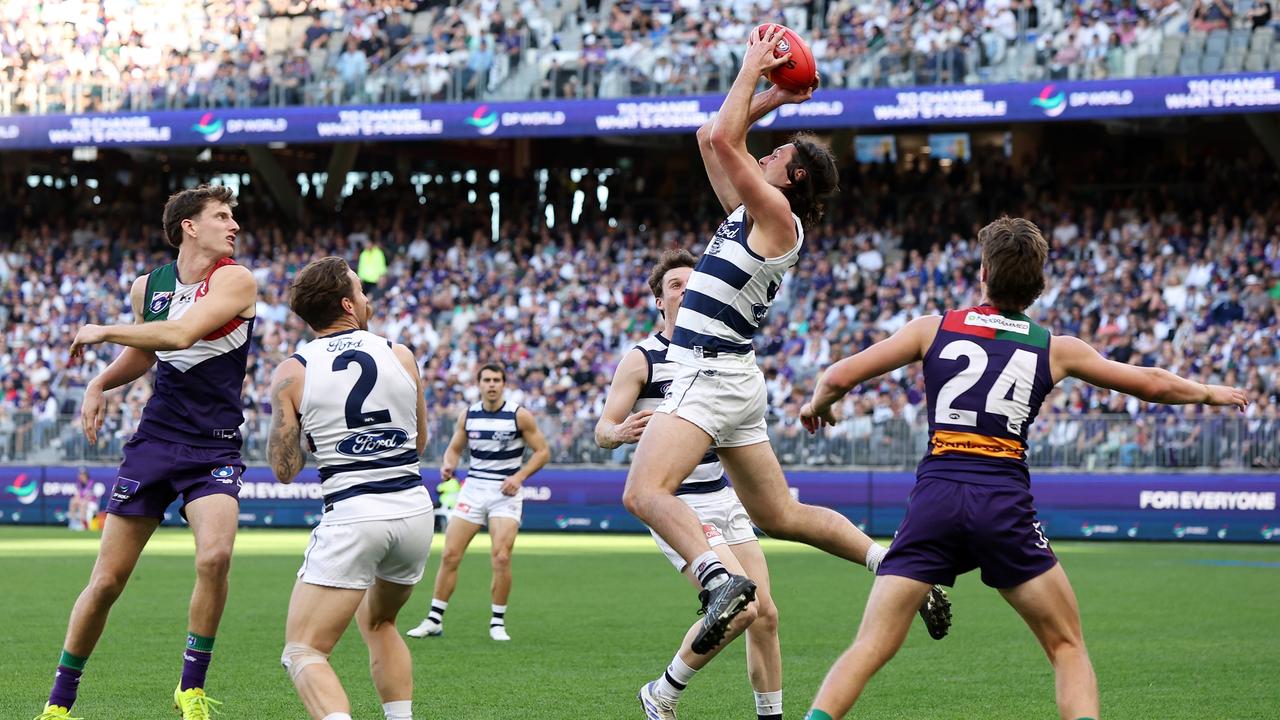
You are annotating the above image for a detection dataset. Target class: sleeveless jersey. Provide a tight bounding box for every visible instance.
[464,400,526,482]
[669,205,803,372]
[918,306,1055,488]
[136,258,253,448]
[294,329,430,522]
[633,334,728,495]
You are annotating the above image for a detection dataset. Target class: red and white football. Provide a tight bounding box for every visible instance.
[752,24,817,93]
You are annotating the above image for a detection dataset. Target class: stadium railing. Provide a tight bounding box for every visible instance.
[4,412,1276,471]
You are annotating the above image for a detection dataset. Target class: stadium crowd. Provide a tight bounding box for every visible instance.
[3,0,1278,113]
[0,152,1277,469]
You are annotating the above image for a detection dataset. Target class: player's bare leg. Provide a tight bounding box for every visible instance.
[39,514,159,716]
[624,412,758,653]
[357,578,417,717]
[1000,563,1099,720]
[282,581,367,719]
[730,539,783,714]
[807,575,931,719]
[174,493,239,715]
[407,516,482,638]
[717,442,877,563]
[487,517,519,640]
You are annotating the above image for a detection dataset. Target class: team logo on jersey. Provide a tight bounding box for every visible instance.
[336,428,409,457]
[491,431,515,443]
[658,381,672,396]
[149,291,173,314]
[751,303,769,323]
[707,235,726,255]
[111,477,140,503]
[210,465,237,482]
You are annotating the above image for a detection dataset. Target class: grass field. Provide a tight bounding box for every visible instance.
[3,527,1278,719]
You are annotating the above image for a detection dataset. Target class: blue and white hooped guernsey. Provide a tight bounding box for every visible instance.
[464,400,527,481]
[633,333,729,495]
[294,328,430,521]
[669,204,803,372]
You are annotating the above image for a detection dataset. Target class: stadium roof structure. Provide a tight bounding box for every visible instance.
[1,73,1278,150]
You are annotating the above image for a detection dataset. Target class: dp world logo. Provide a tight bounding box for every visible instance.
[193,112,225,142]
[467,105,499,136]
[1031,85,1066,117]
[5,473,38,505]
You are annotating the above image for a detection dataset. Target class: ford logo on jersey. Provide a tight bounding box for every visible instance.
[337,428,409,457]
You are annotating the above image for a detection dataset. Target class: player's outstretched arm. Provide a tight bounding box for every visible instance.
[595,348,653,449]
[1051,335,1248,409]
[70,264,257,355]
[801,316,940,433]
[441,410,468,480]
[501,408,550,496]
[708,25,804,255]
[392,343,428,455]
[267,357,307,484]
[82,276,158,444]
[697,87,807,214]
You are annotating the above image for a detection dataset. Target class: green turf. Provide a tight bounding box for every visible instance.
[3,527,1277,719]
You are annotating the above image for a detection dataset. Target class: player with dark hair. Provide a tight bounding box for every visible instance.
[621,25,950,657]
[407,364,550,641]
[269,257,433,720]
[798,217,1249,720]
[599,249,783,720]
[39,185,256,720]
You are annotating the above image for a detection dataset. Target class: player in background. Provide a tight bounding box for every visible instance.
[797,218,1249,720]
[268,257,434,720]
[407,364,550,641]
[39,185,256,720]
[598,250,782,720]
[621,25,949,656]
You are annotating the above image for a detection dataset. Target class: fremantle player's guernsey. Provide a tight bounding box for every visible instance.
[294,329,430,523]
[918,306,1055,488]
[136,258,253,448]
[668,204,803,372]
[633,334,728,495]
[464,400,526,482]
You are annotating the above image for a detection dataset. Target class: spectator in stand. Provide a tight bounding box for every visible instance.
[1191,0,1234,31]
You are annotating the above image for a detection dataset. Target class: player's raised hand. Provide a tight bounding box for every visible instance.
[70,324,107,358]
[1204,384,1249,411]
[799,401,839,435]
[615,409,654,444]
[769,71,818,104]
[81,382,106,445]
[743,24,791,78]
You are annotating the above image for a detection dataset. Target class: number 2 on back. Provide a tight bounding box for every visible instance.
[934,340,1037,435]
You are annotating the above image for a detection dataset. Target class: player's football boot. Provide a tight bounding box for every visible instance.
[919,585,952,640]
[690,573,756,654]
[406,617,443,638]
[637,681,678,719]
[489,625,511,641]
[174,685,222,719]
[33,705,82,720]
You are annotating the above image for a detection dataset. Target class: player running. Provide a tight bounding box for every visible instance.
[598,250,782,720]
[407,364,550,642]
[268,257,434,720]
[39,185,256,720]
[798,217,1249,720]
[621,25,950,656]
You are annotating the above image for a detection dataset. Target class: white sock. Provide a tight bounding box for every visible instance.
[427,598,448,624]
[865,543,888,574]
[383,700,413,719]
[754,689,783,717]
[322,714,353,720]
[691,551,729,589]
[654,653,698,703]
[491,603,507,628]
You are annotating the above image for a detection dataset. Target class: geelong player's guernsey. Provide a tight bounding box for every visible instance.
[294,329,431,523]
[918,306,1055,488]
[464,400,526,482]
[136,258,252,448]
[669,204,803,372]
[633,334,728,495]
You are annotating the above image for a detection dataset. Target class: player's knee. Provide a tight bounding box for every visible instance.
[491,549,512,570]
[280,642,330,682]
[87,569,129,603]
[621,485,647,516]
[751,598,779,635]
[440,548,464,569]
[194,546,233,579]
